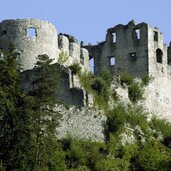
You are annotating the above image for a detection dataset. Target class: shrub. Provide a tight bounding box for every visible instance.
[106,104,127,135]
[149,117,171,138]
[79,72,94,92]
[91,77,106,95]
[127,106,148,132]
[132,139,171,171]
[120,72,134,86]
[128,82,144,103]
[99,69,112,86]
[58,49,69,65]
[69,63,81,75]
[141,74,153,87]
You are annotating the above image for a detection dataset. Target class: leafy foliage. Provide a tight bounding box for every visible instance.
[69,63,82,75]
[1,49,171,170]
[0,46,34,170]
[120,72,134,86]
[141,74,153,86]
[58,49,69,65]
[128,81,144,103]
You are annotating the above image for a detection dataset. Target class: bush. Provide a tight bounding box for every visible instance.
[106,104,127,135]
[132,140,171,171]
[120,72,134,86]
[149,117,171,138]
[127,106,148,132]
[141,74,153,87]
[91,77,106,95]
[99,69,112,86]
[128,82,144,103]
[69,63,81,75]
[58,49,69,65]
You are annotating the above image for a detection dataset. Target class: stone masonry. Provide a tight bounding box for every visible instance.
[1,18,171,141]
[0,18,90,106]
[84,20,171,122]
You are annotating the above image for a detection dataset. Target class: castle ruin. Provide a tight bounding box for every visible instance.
[0,18,90,106]
[0,18,171,121]
[84,20,171,79]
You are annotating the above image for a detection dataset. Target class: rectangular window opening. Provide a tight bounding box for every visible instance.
[110,56,116,66]
[154,31,158,41]
[0,48,4,60]
[129,52,137,62]
[27,27,36,37]
[135,29,140,40]
[90,57,94,73]
[112,33,116,43]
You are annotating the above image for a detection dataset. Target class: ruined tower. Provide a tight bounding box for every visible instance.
[84,20,168,78]
[0,18,58,70]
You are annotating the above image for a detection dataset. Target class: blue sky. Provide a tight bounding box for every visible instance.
[1,0,171,45]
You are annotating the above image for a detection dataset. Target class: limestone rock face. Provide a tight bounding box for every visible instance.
[143,76,171,122]
[56,105,107,142]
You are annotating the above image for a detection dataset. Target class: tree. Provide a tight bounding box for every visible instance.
[0,45,34,170]
[29,54,63,170]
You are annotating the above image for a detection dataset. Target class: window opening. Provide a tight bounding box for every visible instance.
[112,32,116,43]
[110,56,116,66]
[90,57,94,73]
[0,48,4,60]
[129,52,137,62]
[154,31,158,41]
[156,48,163,63]
[135,29,140,40]
[1,30,7,36]
[27,27,36,37]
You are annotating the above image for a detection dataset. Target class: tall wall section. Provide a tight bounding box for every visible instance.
[84,20,149,78]
[58,33,89,72]
[0,18,58,71]
[147,24,168,78]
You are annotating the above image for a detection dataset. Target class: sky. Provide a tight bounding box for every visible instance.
[1,0,171,45]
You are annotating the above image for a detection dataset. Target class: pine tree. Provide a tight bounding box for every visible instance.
[29,54,63,170]
[0,45,34,170]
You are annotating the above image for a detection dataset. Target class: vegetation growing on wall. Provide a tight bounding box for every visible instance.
[69,63,82,75]
[58,49,69,65]
[0,49,171,170]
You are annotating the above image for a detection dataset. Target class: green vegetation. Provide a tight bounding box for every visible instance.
[79,69,112,110]
[69,63,82,75]
[0,50,171,170]
[120,72,134,86]
[119,73,153,103]
[58,49,69,65]
[128,81,144,103]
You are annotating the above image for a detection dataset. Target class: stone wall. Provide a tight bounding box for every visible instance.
[58,33,90,72]
[84,20,149,78]
[143,76,171,122]
[147,24,168,78]
[0,19,58,70]
[56,105,106,142]
[21,65,85,106]
[84,20,171,80]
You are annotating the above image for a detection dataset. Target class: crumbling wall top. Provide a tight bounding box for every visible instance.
[59,33,78,44]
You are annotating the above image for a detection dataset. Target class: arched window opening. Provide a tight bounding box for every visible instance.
[156,48,163,63]
[89,57,94,73]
